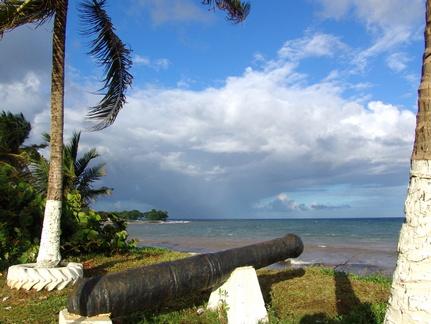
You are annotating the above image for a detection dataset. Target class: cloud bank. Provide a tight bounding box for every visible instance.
[0,0,421,219]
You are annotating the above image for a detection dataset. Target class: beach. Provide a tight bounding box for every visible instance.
[127,218,403,277]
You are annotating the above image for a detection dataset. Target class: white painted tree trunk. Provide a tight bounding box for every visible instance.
[36,200,62,268]
[34,0,67,269]
[384,160,431,323]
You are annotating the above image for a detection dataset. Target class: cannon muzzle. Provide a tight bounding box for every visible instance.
[67,233,303,317]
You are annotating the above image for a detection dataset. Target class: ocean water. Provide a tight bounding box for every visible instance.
[126,218,404,277]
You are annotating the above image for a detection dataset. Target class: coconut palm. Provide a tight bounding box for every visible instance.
[1,0,132,268]
[0,0,250,272]
[64,131,112,207]
[202,0,250,24]
[384,0,431,322]
[32,131,112,207]
[0,111,32,172]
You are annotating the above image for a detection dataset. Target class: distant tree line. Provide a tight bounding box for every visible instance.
[117,209,169,222]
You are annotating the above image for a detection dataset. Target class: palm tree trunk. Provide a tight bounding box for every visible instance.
[36,0,68,268]
[384,0,431,322]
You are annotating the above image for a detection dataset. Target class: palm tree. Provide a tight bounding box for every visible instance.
[0,0,250,274]
[32,131,112,207]
[0,111,32,172]
[202,0,250,24]
[64,131,112,207]
[1,0,132,269]
[384,0,431,322]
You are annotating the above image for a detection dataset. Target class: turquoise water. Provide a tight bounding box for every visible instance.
[127,218,404,276]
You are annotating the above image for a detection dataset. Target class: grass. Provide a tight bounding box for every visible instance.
[0,247,391,323]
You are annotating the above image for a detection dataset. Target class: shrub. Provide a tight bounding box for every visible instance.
[0,166,43,268]
[61,191,138,256]
[0,167,137,269]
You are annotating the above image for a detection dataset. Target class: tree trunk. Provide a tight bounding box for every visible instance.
[36,0,68,269]
[384,1,431,322]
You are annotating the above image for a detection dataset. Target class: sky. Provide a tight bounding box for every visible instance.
[0,0,426,219]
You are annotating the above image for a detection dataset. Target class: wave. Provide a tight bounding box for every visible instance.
[164,220,191,224]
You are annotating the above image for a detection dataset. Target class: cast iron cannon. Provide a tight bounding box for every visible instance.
[66,233,303,317]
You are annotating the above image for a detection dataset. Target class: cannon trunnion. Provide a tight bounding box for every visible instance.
[67,233,303,318]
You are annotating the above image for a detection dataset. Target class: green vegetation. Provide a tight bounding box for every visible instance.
[31,131,113,207]
[0,168,138,268]
[0,248,390,324]
[0,165,43,268]
[143,209,169,222]
[0,111,32,175]
[0,111,136,268]
[117,209,169,222]
[119,209,145,221]
[59,192,138,256]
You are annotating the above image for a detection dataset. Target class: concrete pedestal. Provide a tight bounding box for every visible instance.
[207,266,268,324]
[59,309,112,324]
[60,266,268,323]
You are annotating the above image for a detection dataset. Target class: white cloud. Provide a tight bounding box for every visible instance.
[386,52,410,72]
[0,1,418,218]
[253,193,351,213]
[278,32,349,62]
[353,28,414,72]
[352,0,423,33]
[134,55,151,65]
[95,50,415,196]
[314,0,424,72]
[315,0,351,20]
[135,0,212,26]
[315,0,423,30]
[134,54,171,70]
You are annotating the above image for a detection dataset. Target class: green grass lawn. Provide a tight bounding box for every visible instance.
[0,247,391,324]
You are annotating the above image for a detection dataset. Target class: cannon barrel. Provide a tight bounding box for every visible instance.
[67,233,303,317]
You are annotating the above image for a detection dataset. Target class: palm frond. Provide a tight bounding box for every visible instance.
[79,0,133,131]
[30,154,50,195]
[202,0,251,24]
[75,148,100,176]
[40,132,50,143]
[66,131,81,163]
[0,0,56,39]
[0,111,31,153]
[75,162,111,206]
[77,162,107,188]
[82,186,112,206]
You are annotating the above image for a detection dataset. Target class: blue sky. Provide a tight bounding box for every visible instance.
[0,0,425,219]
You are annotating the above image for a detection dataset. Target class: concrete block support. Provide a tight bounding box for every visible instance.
[58,309,112,324]
[60,266,268,323]
[207,266,268,324]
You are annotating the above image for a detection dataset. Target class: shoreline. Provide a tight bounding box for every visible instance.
[126,218,401,279]
[133,237,397,278]
[126,220,168,224]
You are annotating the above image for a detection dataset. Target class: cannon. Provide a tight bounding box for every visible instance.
[66,233,303,318]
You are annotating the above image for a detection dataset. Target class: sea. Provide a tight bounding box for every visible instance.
[126,217,404,277]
